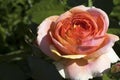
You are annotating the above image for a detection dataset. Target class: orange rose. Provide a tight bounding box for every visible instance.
[37,5,120,80]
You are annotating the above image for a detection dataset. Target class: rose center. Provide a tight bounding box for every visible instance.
[73,20,88,30]
[66,19,91,41]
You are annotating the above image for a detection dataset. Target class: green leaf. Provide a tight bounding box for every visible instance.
[0,50,24,62]
[110,5,120,19]
[28,0,65,23]
[102,74,110,80]
[113,0,120,5]
[0,25,6,42]
[108,28,120,34]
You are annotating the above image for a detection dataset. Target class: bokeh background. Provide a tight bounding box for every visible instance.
[0,0,120,80]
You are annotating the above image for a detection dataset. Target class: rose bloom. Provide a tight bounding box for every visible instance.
[36,5,120,80]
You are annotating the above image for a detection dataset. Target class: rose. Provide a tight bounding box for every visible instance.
[36,5,120,80]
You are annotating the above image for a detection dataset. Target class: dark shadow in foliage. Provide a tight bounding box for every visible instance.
[27,77,34,80]
[28,22,39,36]
[67,0,87,7]
[113,42,120,57]
[109,17,120,28]
[0,63,27,80]
[28,56,64,80]
[93,0,114,15]
[90,77,102,80]
[111,72,120,79]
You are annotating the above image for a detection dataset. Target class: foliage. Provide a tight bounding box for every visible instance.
[0,0,120,80]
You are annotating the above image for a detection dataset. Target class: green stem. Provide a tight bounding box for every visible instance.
[88,0,93,7]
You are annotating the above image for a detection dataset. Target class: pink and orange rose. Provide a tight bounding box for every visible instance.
[36,5,120,80]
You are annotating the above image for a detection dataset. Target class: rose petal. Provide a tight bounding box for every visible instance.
[87,7,109,29]
[55,59,93,80]
[55,47,119,80]
[70,5,90,13]
[37,16,60,60]
[50,45,86,59]
[90,48,120,74]
[56,11,72,22]
[85,34,119,60]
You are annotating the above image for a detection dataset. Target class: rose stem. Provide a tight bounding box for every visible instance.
[88,0,93,7]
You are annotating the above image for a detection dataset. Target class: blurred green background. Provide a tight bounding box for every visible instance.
[0,0,120,80]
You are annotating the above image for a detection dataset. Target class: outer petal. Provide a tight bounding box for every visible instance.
[55,59,93,80]
[56,5,90,22]
[85,34,119,61]
[37,16,60,60]
[56,11,72,22]
[69,5,90,13]
[89,48,120,74]
[55,47,119,80]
